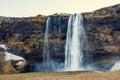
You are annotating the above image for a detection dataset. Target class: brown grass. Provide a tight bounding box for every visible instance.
[0,71,120,80]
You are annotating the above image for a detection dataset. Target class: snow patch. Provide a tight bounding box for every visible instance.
[4,52,24,61]
[0,44,7,50]
[110,61,120,71]
[0,44,26,66]
[16,61,25,65]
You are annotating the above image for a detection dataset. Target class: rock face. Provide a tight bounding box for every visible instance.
[0,51,17,74]
[82,4,120,70]
[0,14,70,62]
[83,4,120,55]
[0,49,28,74]
[0,4,120,72]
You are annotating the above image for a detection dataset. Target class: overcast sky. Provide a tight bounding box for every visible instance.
[0,0,119,17]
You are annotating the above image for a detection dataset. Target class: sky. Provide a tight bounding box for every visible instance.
[0,0,120,17]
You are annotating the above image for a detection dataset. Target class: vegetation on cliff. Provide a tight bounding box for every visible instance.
[0,4,120,73]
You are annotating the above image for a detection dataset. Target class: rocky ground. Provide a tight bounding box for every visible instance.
[0,71,120,80]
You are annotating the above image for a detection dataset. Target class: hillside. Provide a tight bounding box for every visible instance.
[0,4,120,74]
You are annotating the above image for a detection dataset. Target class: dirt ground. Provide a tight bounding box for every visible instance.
[0,71,120,80]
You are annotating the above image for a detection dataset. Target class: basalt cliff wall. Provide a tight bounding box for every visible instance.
[0,4,120,63]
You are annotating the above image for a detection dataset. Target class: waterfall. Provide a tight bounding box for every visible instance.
[41,16,63,71]
[65,13,87,71]
[43,17,51,66]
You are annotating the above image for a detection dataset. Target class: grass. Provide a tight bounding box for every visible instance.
[0,71,120,80]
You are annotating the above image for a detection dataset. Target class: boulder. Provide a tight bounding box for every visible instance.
[0,51,28,74]
[2,60,19,74]
[0,51,5,74]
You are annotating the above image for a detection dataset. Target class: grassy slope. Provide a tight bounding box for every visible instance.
[0,71,120,80]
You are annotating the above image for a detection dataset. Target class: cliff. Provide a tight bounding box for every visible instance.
[84,4,120,55]
[0,4,120,72]
[82,4,120,69]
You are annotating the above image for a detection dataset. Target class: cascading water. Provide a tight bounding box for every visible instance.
[43,16,62,63]
[65,13,88,71]
[43,17,51,67]
[33,16,63,72]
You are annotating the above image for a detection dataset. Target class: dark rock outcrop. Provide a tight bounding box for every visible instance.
[83,4,120,56]
[0,4,120,72]
[0,51,28,74]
